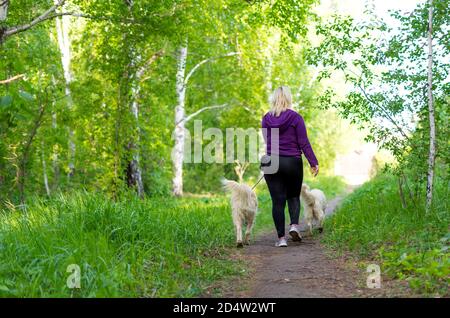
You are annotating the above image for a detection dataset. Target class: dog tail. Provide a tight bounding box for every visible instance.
[221,178,241,193]
[221,178,257,212]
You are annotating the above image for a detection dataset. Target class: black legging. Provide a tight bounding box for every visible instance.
[264,155,303,238]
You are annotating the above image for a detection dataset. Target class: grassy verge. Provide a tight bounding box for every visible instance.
[0,175,345,297]
[0,191,276,297]
[323,173,449,296]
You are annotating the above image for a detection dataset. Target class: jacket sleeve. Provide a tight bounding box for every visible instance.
[295,115,319,167]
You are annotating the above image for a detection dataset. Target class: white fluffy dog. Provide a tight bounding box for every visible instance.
[301,183,327,236]
[222,179,257,248]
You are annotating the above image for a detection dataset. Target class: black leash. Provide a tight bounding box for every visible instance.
[251,174,265,190]
[250,155,270,190]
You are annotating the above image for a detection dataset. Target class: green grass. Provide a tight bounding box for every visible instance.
[0,192,274,297]
[0,175,345,297]
[323,173,449,296]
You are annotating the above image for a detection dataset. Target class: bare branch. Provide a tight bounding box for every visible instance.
[184,52,240,86]
[3,0,66,39]
[356,83,410,140]
[137,48,165,80]
[176,103,228,126]
[341,68,410,139]
[1,1,180,43]
[0,73,25,84]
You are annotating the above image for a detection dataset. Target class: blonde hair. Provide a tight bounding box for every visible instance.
[270,86,292,117]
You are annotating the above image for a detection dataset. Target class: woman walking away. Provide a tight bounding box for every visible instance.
[262,86,319,247]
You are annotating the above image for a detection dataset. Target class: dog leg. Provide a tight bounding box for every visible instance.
[232,208,244,248]
[306,213,313,236]
[313,206,324,233]
[244,214,255,245]
[235,216,243,248]
[304,205,314,236]
[318,209,324,233]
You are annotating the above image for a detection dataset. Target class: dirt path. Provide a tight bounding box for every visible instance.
[217,195,409,298]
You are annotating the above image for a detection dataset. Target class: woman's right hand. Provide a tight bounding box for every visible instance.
[310,165,319,177]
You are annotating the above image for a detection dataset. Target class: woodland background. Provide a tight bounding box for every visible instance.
[0,0,448,297]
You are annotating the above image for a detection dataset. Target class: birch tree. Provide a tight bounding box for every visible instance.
[127,49,164,197]
[51,77,60,189]
[0,0,8,22]
[127,56,145,198]
[308,0,448,208]
[172,41,238,196]
[54,0,75,178]
[40,141,51,196]
[425,0,436,211]
[172,44,188,197]
[121,0,144,197]
[0,0,67,43]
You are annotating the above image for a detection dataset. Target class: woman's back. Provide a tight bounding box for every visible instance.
[262,108,318,168]
[262,86,319,247]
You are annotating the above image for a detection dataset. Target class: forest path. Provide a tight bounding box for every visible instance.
[217,195,407,298]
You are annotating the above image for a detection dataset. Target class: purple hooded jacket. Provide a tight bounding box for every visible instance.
[262,109,318,167]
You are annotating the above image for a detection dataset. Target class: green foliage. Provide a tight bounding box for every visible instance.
[323,173,449,296]
[381,245,449,296]
[308,0,449,208]
[1,0,337,201]
[245,0,318,41]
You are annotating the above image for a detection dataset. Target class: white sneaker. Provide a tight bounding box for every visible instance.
[289,224,302,242]
[275,237,288,247]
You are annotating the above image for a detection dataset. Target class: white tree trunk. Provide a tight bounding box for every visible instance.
[172,45,188,196]
[426,0,436,212]
[171,44,239,196]
[123,0,145,197]
[41,142,51,196]
[0,0,9,22]
[51,77,60,189]
[54,0,75,178]
[129,57,145,197]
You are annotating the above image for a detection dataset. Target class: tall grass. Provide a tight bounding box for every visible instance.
[323,174,449,296]
[0,192,275,297]
[0,176,345,297]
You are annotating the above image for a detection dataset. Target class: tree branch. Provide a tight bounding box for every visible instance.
[176,103,228,126]
[137,48,165,80]
[0,73,24,84]
[1,1,178,42]
[184,52,240,86]
[2,0,66,39]
[356,83,410,140]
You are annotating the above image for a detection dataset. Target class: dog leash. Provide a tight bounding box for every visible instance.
[251,174,265,190]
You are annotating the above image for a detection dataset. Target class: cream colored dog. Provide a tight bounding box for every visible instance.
[222,179,257,248]
[301,183,327,236]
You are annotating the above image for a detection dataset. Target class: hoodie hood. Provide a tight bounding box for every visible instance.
[262,109,299,132]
